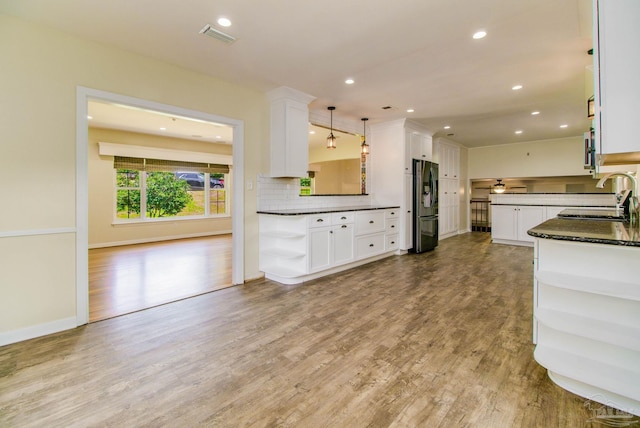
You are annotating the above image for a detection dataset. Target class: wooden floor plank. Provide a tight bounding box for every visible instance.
[88,235,232,322]
[2,232,637,427]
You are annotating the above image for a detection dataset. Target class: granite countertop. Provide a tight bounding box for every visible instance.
[528,218,640,247]
[557,208,626,220]
[257,205,400,216]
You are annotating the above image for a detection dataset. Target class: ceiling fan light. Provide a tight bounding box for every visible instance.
[493,179,506,193]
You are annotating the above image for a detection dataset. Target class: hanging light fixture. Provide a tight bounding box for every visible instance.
[360,117,369,155]
[326,106,337,149]
[493,179,506,193]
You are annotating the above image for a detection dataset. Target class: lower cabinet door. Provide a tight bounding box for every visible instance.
[309,227,331,272]
[332,224,354,266]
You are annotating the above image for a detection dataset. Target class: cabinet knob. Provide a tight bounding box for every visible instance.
[369,243,375,247]
[369,220,374,224]
[317,218,323,222]
[341,216,347,220]
[390,212,395,215]
[391,241,395,244]
[341,225,347,228]
[330,230,333,234]
[391,225,395,228]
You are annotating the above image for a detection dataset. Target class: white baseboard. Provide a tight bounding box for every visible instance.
[0,316,77,347]
[89,230,232,249]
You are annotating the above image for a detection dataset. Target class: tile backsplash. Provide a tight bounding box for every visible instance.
[257,175,373,211]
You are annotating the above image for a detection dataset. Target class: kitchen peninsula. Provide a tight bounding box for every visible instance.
[528,216,640,416]
[258,205,400,284]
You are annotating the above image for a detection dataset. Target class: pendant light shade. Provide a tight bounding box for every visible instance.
[493,179,506,193]
[360,117,369,155]
[327,106,337,149]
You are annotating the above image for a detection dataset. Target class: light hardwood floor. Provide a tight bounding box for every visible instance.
[1,233,634,427]
[89,235,232,322]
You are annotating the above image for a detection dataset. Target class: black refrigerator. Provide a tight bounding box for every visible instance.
[412,159,438,253]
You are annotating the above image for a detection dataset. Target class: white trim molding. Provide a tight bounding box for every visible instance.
[0,227,76,239]
[0,317,76,347]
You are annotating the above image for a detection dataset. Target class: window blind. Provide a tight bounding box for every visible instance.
[114,156,229,174]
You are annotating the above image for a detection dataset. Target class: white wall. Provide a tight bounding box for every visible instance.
[88,128,233,247]
[0,14,267,342]
[468,136,589,179]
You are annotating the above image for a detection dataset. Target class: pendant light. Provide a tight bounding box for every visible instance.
[326,106,337,149]
[360,117,369,155]
[493,179,506,194]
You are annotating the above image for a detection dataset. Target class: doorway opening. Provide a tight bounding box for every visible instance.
[76,87,244,326]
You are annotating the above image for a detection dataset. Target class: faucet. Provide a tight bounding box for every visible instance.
[596,172,639,224]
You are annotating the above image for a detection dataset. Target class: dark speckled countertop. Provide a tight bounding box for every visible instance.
[528,218,640,247]
[257,205,400,216]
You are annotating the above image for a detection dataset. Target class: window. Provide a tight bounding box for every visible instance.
[114,156,230,222]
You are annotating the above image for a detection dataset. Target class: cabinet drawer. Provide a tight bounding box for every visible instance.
[355,233,386,259]
[386,209,399,219]
[308,214,331,228]
[331,211,355,225]
[355,211,386,235]
[386,234,399,251]
[386,218,399,233]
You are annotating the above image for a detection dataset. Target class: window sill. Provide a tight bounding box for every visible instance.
[112,214,230,226]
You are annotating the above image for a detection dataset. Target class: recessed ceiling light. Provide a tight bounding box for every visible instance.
[473,31,487,39]
[160,127,167,131]
[406,109,414,113]
[515,130,523,134]
[531,111,540,115]
[309,130,316,134]
[512,85,523,91]
[217,17,232,27]
[345,78,355,85]
[444,125,451,130]
[87,115,93,120]
[216,135,223,139]
[560,124,568,128]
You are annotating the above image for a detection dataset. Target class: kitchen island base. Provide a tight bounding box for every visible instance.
[530,221,640,417]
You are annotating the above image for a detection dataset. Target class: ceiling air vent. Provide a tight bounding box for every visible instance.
[199,24,236,44]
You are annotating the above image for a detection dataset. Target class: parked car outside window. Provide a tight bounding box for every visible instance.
[175,172,224,189]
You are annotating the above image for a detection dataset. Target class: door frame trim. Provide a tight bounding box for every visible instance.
[75,87,244,326]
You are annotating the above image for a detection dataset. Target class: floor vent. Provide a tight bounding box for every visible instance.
[199,24,236,44]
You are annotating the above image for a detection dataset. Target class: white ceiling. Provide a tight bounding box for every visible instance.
[1,0,594,148]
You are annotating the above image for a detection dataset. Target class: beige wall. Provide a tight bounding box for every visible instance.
[0,14,267,338]
[88,128,233,247]
[468,136,589,179]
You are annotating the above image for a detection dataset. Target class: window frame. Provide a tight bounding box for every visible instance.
[113,169,230,224]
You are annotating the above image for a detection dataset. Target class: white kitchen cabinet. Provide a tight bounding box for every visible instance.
[410,131,433,164]
[259,208,397,284]
[403,173,413,250]
[385,209,400,251]
[439,177,459,238]
[266,86,315,177]
[491,205,544,246]
[308,213,355,273]
[439,142,459,180]
[532,237,640,414]
[593,0,640,155]
[436,139,461,240]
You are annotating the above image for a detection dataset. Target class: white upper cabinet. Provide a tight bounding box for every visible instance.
[267,86,316,177]
[594,0,640,154]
